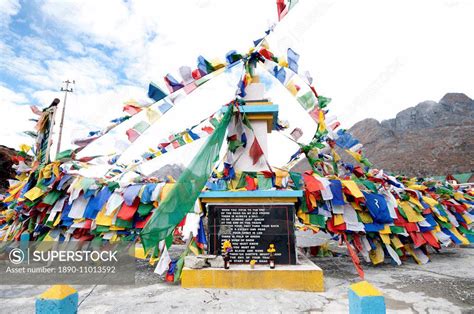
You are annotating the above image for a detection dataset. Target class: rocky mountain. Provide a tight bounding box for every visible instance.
[148,164,185,180]
[0,145,19,194]
[346,93,474,177]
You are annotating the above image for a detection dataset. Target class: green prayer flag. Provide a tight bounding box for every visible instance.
[140,104,234,252]
[289,172,303,189]
[361,180,377,193]
[55,149,73,161]
[257,174,273,190]
[309,214,326,227]
[297,91,316,110]
[133,121,150,133]
[317,95,331,108]
[42,190,62,205]
[115,218,133,229]
[138,203,154,217]
[390,226,406,234]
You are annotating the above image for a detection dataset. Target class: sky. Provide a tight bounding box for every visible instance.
[1,0,473,175]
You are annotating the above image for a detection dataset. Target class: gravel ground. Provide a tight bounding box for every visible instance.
[0,246,473,313]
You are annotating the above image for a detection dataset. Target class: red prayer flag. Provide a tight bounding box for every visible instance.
[249,138,264,165]
[123,104,142,115]
[422,232,441,249]
[245,176,257,191]
[201,126,214,134]
[117,199,139,221]
[136,214,153,229]
[343,233,365,279]
[126,129,140,142]
[303,173,324,192]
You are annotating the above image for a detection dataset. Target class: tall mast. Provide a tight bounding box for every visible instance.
[56,79,74,156]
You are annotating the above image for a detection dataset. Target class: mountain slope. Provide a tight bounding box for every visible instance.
[347,93,474,176]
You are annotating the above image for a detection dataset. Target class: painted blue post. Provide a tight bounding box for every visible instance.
[36,285,78,314]
[348,281,386,314]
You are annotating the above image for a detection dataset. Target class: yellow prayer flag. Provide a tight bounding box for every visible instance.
[146,108,161,123]
[135,245,147,259]
[391,235,404,249]
[399,201,424,222]
[275,169,289,187]
[379,233,391,245]
[351,202,362,211]
[297,210,310,225]
[183,133,193,144]
[96,208,113,226]
[342,180,364,198]
[19,144,31,153]
[285,80,298,96]
[4,181,27,203]
[462,214,472,224]
[109,226,125,231]
[379,224,392,234]
[318,110,326,133]
[404,244,422,264]
[309,194,317,208]
[278,57,288,67]
[357,211,373,224]
[407,184,427,191]
[334,214,345,226]
[408,196,424,210]
[422,196,438,207]
[53,214,61,227]
[24,187,44,201]
[160,183,174,201]
[331,149,341,162]
[346,149,362,162]
[369,241,384,265]
[454,192,464,201]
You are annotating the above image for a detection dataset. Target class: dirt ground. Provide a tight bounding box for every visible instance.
[1,246,473,313]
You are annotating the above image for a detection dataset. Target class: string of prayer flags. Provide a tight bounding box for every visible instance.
[140,103,234,252]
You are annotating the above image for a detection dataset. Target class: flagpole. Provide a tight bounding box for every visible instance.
[56,79,74,156]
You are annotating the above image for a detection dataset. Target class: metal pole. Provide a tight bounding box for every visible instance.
[56,80,74,156]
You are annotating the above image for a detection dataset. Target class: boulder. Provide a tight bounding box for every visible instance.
[184,255,206,269]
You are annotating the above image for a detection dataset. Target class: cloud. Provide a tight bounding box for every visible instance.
[0,0,20,30]
[0,84,34,149]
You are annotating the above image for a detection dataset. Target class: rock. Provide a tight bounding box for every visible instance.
[148,164,185,180]
[208,256,225,268]
[294,93,474,177]
[0,145,32,195]
[196,254,217,259]
[184,256,206,269]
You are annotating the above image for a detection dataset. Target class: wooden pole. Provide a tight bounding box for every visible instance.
[56,80,74,156]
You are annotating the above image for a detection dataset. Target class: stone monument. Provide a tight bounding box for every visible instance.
[181,76,324,292]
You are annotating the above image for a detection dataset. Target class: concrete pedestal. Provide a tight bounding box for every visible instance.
[181,252,324,292]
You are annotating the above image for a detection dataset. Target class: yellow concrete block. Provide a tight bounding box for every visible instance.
[350,281,382,297]
[39,285,77,300]
[181,254,324,292]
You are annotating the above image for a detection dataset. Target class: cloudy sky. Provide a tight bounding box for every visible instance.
[1,0,473,172]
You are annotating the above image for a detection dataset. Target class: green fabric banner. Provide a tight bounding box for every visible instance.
[140,104,234,252]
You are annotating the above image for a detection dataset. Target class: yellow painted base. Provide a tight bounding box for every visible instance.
[181,254,324,292]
